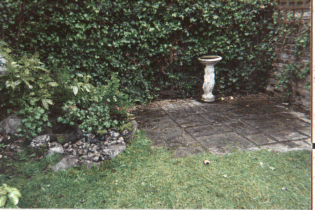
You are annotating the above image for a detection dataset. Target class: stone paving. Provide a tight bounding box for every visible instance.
[132,97,311,158]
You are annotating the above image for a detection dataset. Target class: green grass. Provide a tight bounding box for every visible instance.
[0,130,311,209]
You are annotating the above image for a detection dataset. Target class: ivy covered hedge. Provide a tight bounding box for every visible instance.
[1,0,277,103]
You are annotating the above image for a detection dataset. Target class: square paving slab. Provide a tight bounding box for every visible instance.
[137,115,171,128]
[277,118,311,128]
[185,124,233,138]
[166,104,201,118]
[255,124,295,134]
[296,126,311,137]
[166,134,198,148]
[158,100,187,113]
[227,106,287,116]
[170,114,209,128]
[260,141,311,152]
[196,132,259,155]
[240,113,296,128]
[224,121,261,135]
[256,124,309,141]
[186,101,208,113]
[245,133,277,145]
[196,104,235,113]
[266,130,309,142]
[201,113,237,125]
[143,117,198,148]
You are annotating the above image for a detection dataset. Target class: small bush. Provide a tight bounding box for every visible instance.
[57,72,133,133]
[0,42,58,111]
[16,105,52,139]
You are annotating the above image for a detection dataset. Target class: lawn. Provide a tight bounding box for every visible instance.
[0,130,311,209]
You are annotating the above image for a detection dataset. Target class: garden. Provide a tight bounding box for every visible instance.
[0,0,311,208]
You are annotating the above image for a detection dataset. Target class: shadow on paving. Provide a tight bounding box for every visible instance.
[131,93,311,158]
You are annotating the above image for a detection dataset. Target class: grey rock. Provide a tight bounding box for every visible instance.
[102,144,126,158]
[30,135,50,148]
[74,139,83,147]
[66,147,73,153]
[92,155,100,162]
[122,129,129,136]
[88,144,97,152]
[50,155,79,172]
[83,148,88,155]
[63,143,69,148]
[78,149,83,155]
[46,142,64,157]
[87,153,94,158]
[113,132,120,138]
[80,155,88,160]
[100,154,111,161]
[0,115,22,135]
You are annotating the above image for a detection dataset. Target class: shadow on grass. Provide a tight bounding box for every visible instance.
[0,130,311,209]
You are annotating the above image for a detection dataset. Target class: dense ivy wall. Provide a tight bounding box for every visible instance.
[1,0,277,103]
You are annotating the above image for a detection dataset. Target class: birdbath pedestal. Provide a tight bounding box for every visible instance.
[198,56,222,102]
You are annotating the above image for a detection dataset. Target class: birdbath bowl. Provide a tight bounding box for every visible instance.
[198,55,222,102]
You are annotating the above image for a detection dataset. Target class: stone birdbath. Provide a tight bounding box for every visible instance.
[198,55,222,102]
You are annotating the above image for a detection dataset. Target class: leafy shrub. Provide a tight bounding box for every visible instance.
[16,105,52,139]
[0,184,22,208]
[49,63,77,106]
[0,42,58,111]
[57,72,132,133]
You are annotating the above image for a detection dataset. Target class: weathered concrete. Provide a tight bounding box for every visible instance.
[132,93,311,158]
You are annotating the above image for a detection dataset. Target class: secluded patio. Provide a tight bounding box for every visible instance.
[132,93,311,158]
